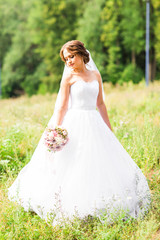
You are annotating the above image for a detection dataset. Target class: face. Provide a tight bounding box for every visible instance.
[63,48,83,70]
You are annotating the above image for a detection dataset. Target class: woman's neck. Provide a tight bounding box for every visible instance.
[71,64,87,74]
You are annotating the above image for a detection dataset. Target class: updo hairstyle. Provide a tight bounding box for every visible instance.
[60,40,90,64]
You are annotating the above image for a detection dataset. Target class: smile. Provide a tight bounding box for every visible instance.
[69,63,74,67]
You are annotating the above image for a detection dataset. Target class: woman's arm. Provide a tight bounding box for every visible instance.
[55,76,70,126]
[96,72,112,131]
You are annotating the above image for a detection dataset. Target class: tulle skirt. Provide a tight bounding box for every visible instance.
[8,108,151,225]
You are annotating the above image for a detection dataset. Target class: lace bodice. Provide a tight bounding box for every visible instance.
[69,80,99,110]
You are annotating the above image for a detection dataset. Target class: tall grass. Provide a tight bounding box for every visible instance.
[0,81,160,239]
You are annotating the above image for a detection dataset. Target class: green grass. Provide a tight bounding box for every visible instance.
[0,80,160,239]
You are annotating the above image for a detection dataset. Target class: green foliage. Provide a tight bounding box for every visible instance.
[0,125,26,176]
[37,83,48,95]
[1,0,160,97]
[120,0,145,64]
[153,0,160,62]
[0,0,22,65]
[78,0,106,76]
[119,64,144,85]
[21,63,47,96]
[1,0,42,98]
[28,0,79,92]
[2,39,41,97]
[101,0,123,84]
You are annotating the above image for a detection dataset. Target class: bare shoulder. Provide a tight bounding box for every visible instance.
[92,70,101,83]
[61,72,73,87]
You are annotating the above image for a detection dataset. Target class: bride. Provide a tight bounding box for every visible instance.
[8,40,151,226]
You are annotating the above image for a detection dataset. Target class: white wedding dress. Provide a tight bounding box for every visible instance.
[8,79,151,225]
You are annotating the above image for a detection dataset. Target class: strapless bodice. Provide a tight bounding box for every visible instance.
[69,80,99,110]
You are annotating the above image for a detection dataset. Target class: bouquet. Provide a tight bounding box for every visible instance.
[44,126,69,152]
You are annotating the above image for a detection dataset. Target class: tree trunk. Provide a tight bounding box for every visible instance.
[151,52,156,81]
[131,50,136,65]
[116,39,120,65]
[149,3,156,82]
[149,63,152,82]
[149,47,156,82]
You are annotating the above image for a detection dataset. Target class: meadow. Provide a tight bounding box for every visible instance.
[0,81,160,240]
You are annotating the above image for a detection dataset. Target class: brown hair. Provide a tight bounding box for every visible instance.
[60,40,90,64]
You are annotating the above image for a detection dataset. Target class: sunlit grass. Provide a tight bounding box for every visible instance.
[0,80,160,239]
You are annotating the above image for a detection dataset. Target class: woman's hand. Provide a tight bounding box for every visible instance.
[97,102,112,131]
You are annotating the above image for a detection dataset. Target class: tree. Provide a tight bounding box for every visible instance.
[77,0,106,77]
[0,0,22,66]
[120,0,145,66]
[1,0,42,97]
[28,0,79,92]
[101,0,123,84]
[152,0,160,80]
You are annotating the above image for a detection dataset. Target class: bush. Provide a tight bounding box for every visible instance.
[37,83,48,95]
[119,64,144,85]
[21,63,47,97]
[21,75,40,96]
[106,64,123,85]
[0,125,27,176]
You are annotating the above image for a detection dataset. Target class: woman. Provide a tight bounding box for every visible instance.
[8,40,151,226]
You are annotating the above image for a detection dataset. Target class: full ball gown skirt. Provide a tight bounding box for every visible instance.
[8,80,151,225]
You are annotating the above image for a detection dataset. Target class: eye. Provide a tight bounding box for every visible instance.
[64,55,74,62]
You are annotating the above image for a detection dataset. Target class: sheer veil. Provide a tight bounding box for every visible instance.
[47,50,105,128]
